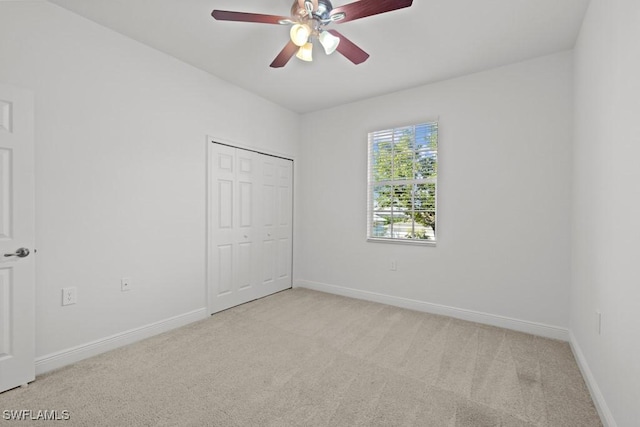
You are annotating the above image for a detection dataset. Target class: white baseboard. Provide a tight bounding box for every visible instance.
[295,280,569,341]
[35,308,208,375]
[569,331,616,427]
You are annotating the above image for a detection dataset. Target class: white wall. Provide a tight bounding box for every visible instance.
[572,0,640,425]
[0,1,298,360]
[296,52,574,334]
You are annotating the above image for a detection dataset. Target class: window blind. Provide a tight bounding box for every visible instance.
[367,122,438,244]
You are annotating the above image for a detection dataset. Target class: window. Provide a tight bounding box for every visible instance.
[367,122,438,244]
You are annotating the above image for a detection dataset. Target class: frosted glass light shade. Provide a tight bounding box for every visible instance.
[290,24,311,47]
[319,31,340,55]
[296,42,313,62]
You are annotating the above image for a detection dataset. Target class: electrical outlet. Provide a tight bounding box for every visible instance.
[62,287,77,306]
[121,277,132,292]
[390,260,397,271]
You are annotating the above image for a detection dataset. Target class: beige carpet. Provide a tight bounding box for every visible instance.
[0,288,601,426]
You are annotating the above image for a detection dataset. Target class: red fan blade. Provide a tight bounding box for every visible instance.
[331,0,413,24]
[270,41,299,68]
[328,30,370,65]
[211,10,290,25]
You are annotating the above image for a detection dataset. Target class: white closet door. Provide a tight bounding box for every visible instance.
[235,148,260,295]
[208,142,292,314]
[209,143,237,312]
[260,156,277,288]
[274,158,292,291]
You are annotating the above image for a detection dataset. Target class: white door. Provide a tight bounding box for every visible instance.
[208,143,260,312]
[0,84,35,393]
[208,142,292,314]
[261,156,292,292]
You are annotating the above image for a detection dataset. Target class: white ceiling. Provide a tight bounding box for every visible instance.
[47,0,590,113]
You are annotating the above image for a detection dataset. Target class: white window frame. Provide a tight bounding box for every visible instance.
[367,122,438,246]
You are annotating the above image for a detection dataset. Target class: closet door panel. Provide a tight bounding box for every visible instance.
[235,149,258,296]
[261,156,277,286]
[275,159,293,287]
[209,142,292,314]
[210,144,236,307]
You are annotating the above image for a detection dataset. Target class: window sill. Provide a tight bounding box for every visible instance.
[367,238,436,247]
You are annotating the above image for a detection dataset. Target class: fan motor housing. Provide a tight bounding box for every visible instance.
[314,0,334,21]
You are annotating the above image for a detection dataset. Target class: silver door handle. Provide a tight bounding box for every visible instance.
[4,247,30,258]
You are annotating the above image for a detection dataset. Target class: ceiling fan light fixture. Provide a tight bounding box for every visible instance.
[212,0,414,68]
[319,30,340,55]
[290,23,311,47]
[296,42,314,62]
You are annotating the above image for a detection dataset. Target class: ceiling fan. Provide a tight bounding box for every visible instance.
[211,0,413,68]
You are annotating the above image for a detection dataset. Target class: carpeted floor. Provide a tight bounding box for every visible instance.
[0,288,601,426]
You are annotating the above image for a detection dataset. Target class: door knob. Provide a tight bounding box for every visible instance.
[4,247,30,258]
